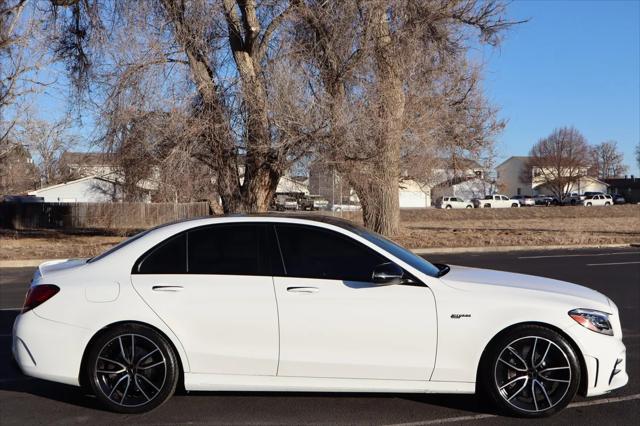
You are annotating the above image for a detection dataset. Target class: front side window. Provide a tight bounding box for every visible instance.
[275,224,386,282]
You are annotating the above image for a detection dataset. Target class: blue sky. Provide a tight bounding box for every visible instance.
[481,0,640,174]
[34,0,640,174]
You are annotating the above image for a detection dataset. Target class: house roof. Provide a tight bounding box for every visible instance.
[28,175,118,194]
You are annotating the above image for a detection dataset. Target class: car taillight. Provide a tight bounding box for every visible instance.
[22,285,60,313]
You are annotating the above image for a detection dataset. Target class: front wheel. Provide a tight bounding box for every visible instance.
[586,202,592,207]
[480,325,580,418]
[86,324,179,413]
[511,203,519,208]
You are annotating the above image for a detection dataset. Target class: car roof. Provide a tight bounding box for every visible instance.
[154,213,363,232]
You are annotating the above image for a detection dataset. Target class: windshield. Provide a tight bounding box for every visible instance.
[345,223,441,278]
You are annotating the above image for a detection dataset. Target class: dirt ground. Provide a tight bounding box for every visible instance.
[1,205,638,260]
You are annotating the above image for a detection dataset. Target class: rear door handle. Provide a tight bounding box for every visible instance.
[152,285,183,292]
[286,286,319,294]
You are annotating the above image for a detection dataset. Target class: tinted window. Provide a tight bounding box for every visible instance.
[187,224,269,275]
[276,224,386,282]
[137,233,187,274]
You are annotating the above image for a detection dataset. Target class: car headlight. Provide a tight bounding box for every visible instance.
[569,308,613,335]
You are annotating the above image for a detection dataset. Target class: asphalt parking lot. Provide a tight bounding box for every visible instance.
[0,247,638,425]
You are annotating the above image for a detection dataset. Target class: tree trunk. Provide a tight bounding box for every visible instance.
[358,4,403,236]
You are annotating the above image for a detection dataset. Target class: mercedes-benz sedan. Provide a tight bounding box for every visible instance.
[12,215,627,417]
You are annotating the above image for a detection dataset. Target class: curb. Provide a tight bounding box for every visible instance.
[1,243,638,267]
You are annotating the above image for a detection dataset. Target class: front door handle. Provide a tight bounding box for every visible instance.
[286,286,319,294]
[152,285,183,292]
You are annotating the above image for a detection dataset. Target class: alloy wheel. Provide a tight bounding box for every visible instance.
[94,333,167,408]
[494,336,572,413]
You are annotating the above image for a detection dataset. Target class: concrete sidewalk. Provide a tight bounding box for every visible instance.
[1,243,637,268]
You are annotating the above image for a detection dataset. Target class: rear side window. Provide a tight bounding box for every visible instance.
[275,224,386,282]
[134,223,281,276]
[188,224,267,275]
[137,233,187,274]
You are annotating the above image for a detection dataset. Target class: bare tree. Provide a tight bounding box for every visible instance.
[524,127,591,201]
[16,115,78,186]
[1,0,50,151]
[589,141,628,180]
[47,0,322,213]
[293,0,513,234]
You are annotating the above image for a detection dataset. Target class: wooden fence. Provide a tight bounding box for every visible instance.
[0,201,212,230]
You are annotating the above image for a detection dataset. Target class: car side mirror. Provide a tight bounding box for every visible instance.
[371,262,404,286]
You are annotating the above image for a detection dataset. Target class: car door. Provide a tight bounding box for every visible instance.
[131,223,280,376]
[272,223,437,381]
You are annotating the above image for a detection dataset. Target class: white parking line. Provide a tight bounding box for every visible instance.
[384,393,640,426]
[587,261,640,266]
[519,252,640,259]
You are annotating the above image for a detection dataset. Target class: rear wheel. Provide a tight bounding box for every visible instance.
[86,324,179,413]
[445,205,452,209]
[511,203,519,208]
[480,325,580,418]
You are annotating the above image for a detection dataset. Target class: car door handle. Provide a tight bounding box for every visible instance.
[152,285,183,292]
[286,286,319,294]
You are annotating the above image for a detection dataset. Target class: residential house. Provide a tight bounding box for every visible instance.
[28,175,129,202]
[431,177,497,202]
[605,176,640,203]
[309,158,487,208]
[496,156,608,197]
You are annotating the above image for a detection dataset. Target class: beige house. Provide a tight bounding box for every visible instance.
[496,156,608,197]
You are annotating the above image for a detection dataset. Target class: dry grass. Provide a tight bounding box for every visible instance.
[1,205,638,259]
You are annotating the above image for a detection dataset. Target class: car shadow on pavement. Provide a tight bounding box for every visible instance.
[1,309,495,416]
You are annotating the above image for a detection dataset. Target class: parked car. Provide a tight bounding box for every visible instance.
[582,194,613,206]
[612,194,626,204]
[299,195,329,211]
[533,194,558,206]
[435,196,474,209]
[583,192,605,198]
[562,192,586,205]
[511,195,535,207]
[479,194,520,208]
[331,203,361,212]
[274,195,299,211]
[12,215,627,417]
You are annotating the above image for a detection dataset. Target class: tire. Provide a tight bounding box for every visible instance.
[484,203,491,208]
[511,203,519,208]
[85,323,179,414]
[479,325,580,418]
[466,205,473,209]
[586,202,592,207]
[445,205,452,209]
[605,202,611,206]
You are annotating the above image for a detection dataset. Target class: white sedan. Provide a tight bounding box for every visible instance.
[12,216,627,417]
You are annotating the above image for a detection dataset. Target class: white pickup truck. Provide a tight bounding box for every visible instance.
[478,194,520,208]
[435,196,474,209]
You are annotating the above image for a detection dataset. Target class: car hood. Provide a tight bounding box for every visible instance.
[440,265,611,311]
